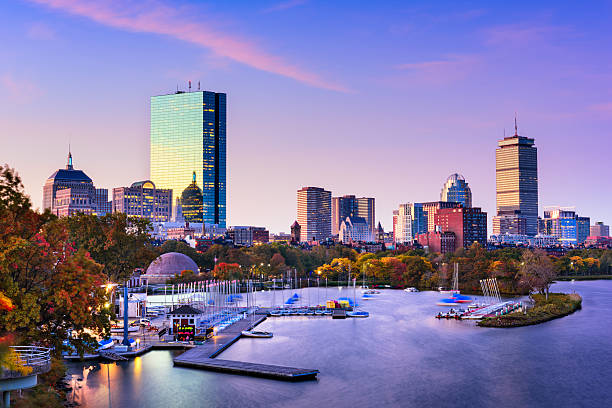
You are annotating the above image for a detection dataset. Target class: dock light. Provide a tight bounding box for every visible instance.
[104,302,110,308]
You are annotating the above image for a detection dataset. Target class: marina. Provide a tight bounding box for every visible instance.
[64,281,612,408]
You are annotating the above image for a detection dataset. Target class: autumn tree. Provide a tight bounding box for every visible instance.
[519,249,557,299]
[213,262,243,280]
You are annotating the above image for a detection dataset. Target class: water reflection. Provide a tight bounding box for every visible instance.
[67,281,612,408]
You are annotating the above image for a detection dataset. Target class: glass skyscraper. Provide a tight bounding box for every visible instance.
[150,90,226,227]
[440,173,472,208]
[494,128,538,236]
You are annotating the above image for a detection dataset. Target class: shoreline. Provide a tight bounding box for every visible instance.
[477,293,582,328]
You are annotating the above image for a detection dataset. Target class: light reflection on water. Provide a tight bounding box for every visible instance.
[67,281,612,408]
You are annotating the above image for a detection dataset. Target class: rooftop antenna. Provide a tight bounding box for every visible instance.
[176,84,179,93]
[67,141,73,170]
[189,80,191,92]
[198,81,200,91]
[503,128,506,138]
[514,112,518,136]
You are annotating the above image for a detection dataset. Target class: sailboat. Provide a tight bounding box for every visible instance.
[437,264,472,306]
[347,278,370,318]
[242,280,273,338]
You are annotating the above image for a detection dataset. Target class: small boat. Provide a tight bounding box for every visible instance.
[314,310,325,316]
[404,287,419,292]
[436,298,460,306]
[269,310,282,317]
[241,330,273,338]
[97,338,114,351]
[110,325,139,333]
[347,311,369,318]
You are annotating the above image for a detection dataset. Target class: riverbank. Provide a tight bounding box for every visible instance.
[556,275,612,281]
[478,293,582,328]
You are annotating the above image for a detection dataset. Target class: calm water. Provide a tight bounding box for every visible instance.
[67,281,612,408]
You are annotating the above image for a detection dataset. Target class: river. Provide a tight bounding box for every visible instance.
[66,280,612,407]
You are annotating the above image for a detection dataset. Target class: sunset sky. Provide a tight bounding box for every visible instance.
[1,0,611,233]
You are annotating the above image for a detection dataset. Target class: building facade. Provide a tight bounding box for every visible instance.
[539,207,590,246]
[113,180,172,222]
[416,231,456,254]
[494,127,538,236]
[290,221,301,243]
[421,201,460,232]
[181,172,204,224]
[331,195,375,236]
[43,151,96,215]
[338,216,373,243]
[434,206,487,248]
[590,222,609,238]
[395,203,428,244]
[440,173,472,208]
[297,187,332,242]
[150,90,226,227]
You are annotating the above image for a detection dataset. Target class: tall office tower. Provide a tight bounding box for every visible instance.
[332,195,356,236]
[440,173,472,208]
[421,201,460,232]
[590,222,610,237]
[356,197,376,236]
[395,203,427,244]
[494,121,538,236]
[43,150,96,214]
[435,206,488,248]
[331,195,375,235]
[297,187,332,242]
[392,210,399,243]
[112,180,172,222]
[150,89,226,227]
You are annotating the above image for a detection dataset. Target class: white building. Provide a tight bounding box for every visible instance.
[395,203,426,244]
[339,216,373,243]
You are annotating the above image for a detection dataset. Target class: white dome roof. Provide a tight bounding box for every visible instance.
[145,252,198,276]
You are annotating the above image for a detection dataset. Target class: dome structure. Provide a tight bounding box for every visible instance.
[145,252,199,277]
[181,171,203,223]
[440,173,472,208]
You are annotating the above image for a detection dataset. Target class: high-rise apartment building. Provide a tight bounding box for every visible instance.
[421,201,460,232]
[440,173,472,208]
[297,187,332,242]
[494,123,538,236]
[150,89,226,227]
[539,207,590,245]
[435,206,487,248]
[112,180,172,222]
[590,222,610,237]
[331,195,375,236]
[395,203,427,244]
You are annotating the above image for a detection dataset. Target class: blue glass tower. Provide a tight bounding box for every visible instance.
[150,90,226,227]
[440,173,472,208]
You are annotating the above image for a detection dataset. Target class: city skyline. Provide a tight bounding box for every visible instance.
[2,1,611,233]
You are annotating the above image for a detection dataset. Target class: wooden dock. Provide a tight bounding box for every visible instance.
[173,357,319,381]
[332,309,347,319]
[173,314,319,381]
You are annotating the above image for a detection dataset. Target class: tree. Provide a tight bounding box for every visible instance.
[212,263,243,280]
[519,249,556,299]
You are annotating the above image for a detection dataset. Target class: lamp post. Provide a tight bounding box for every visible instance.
[122,283,131,349]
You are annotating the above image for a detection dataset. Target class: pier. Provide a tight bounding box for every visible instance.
[173,314,319,381]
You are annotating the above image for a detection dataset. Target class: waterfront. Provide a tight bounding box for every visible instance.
[67,281,612,408]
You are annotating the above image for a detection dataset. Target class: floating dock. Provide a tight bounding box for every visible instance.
[173,313,319,381]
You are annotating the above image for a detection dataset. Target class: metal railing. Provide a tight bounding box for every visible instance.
[1,346,51,379]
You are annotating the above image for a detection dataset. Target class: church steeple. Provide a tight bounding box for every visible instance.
[66,146,73,170]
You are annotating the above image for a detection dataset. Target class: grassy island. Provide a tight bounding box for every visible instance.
[478,293,582,328]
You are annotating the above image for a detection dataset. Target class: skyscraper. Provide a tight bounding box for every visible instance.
[540,207,589,246]
[43,150,102,216]
[395,203,427,244]
[494,121,538,236]
[297,187,332,242]
[332,195,375,236]
[440,173,472,208]
[150,89,226,227]
[435,206,487,248]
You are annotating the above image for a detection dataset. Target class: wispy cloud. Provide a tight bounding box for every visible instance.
[395,55,480,85]
[26,22,57,40]
[0,73,41,103]
[27,0,347,92]
[483,23,571,47]
[588,102,612,116]
[262,0,308,13]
